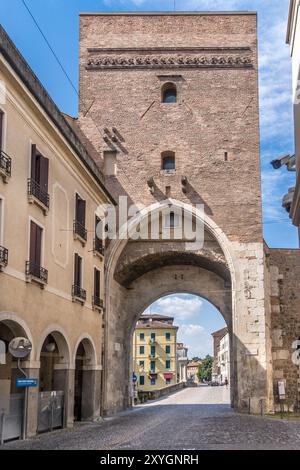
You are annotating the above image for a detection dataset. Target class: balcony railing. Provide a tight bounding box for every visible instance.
[93,295,103,309]
[93,238,104,256]
[73,220,87,242]
[26,261,48,284]
[72,284,86,302]
[0,246,8,267]
[27,178,50,209]
[0,150,12,179]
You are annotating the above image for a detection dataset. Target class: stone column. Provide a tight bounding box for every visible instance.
[22,366,40,438]
[81,367,101,421]
[53,365,74,428]
[183,363,187,382]
[232,242,273,414]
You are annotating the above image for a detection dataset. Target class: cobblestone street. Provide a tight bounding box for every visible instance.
[3,386,300,450]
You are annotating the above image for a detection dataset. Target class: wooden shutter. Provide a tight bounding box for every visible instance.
[74,254,82,287]
[75,195,86,227]
[35,225,42,266]
[80,199,86,227]
[40,156,49,193]
[95,215,100,238]
[94,268,100,298]
[29,221,36,264]
[30,221,42,266]
[0,111,3,151]
[31,144,37,180]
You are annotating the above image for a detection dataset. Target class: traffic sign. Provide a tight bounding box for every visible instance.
[16,378,38,387]
[132,373,137,384]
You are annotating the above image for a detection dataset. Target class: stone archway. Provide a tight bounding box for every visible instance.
[0,315,33,441]
[103,200,273,415]
[38,329,71,432]
[73,336,100,422]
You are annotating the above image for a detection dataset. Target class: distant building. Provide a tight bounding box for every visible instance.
[211,327,230,384]
[187,360,202,384]
[176,343,188,383]
[133,314,178,391]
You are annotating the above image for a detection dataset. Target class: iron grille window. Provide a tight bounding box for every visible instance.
[72,284,86,301]
[26,261,48,283]
[0,245,8,267]
[0,151,11,178]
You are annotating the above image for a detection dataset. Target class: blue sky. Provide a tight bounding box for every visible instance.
[0,0,298,356]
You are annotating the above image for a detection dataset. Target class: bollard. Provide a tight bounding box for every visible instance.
[0,411,5,445]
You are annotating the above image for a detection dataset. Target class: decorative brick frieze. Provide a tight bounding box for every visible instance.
[86,53,253,70]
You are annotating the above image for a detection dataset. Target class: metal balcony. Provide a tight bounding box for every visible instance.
[27,178,50,209]
[73,220,87,242]
[0,150,12,181]
[72,284,86,302]
[0,245,8,268]
[93,295,103,310]
[26,261,48,284]
[93,238,104,256]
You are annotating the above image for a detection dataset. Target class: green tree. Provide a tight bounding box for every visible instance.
[197,355,213,382]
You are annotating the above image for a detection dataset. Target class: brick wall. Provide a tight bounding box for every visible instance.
[267,248,300,410]
[78,13,262,244]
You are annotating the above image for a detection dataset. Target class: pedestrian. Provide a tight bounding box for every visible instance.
[225,378,229,387]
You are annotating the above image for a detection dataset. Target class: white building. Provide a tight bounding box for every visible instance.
[218,332,230,384]
[211,327,230,384]
[176,343,188,383]
[287,0,300,241]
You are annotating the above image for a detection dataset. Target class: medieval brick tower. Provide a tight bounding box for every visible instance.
[78,13,274,414]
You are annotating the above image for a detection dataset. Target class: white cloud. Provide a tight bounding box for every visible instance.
[178,323,213,358]
[152,294,203,321]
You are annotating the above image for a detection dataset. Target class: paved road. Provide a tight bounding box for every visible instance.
[3,386,300,450]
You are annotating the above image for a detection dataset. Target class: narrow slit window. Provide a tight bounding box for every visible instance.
[162,83,177,103]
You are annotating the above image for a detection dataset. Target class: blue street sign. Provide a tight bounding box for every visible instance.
[16,378,38,387]
[132,373,137,384]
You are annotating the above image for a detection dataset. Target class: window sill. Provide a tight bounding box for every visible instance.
[28,194,49,215]
[92,303,104,313]
[0,167,10,183]
[73,232,87,247]
[93,249,104,261]
[72,295,86,305]
[160,169,176,176]
[25,274,47,289]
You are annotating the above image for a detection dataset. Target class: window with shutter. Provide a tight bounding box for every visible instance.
[29,144,49,209]
[76,194,86,228]
[29,221,42,267]
[94,268,101,298]
[74,253,82,287]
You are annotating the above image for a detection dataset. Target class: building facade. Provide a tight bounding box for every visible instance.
[287,0,300,242]
[0,26,115,439]
[187,360,202,384]
[176,343,188,383]
[211,327,229,384]
[133,314,178,391]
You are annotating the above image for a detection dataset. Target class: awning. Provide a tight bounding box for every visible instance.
[164,373,173,379]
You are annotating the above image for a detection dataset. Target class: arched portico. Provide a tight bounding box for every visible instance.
[103,200,273,415]
[73,336,101,422]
